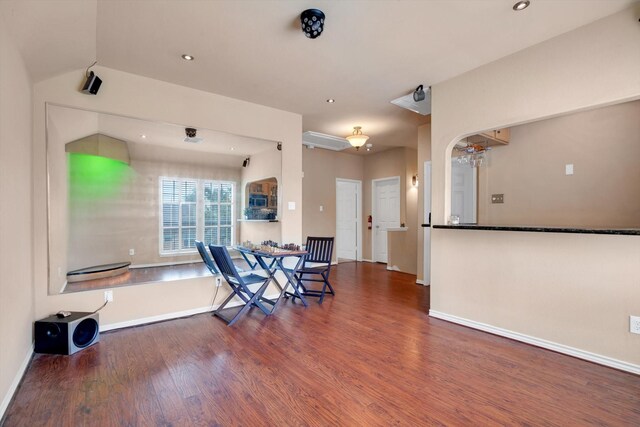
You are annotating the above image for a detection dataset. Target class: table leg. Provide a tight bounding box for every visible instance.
[275,256,308,307]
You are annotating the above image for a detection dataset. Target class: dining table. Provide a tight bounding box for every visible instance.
[235,246,309,307]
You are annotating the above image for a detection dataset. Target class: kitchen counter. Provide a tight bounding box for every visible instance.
[432,224,640,236]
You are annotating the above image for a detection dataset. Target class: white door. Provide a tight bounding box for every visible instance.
[423,161,431,285]
[373,177,400,263]
[336,180,359,260]
[451,161,477,223]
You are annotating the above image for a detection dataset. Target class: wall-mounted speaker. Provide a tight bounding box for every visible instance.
[81,71,102,95]
[34,312,100,355]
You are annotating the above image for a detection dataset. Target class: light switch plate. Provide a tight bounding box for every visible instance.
[630,316,640,334]
[565,164,574,175]
[288,201,296,210]
[491,194,504,204]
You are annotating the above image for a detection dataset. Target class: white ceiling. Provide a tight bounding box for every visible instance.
[4,0,636,150]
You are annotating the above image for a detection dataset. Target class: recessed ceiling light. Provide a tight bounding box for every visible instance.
[181,54,194,61]
[230,147,235,151]
[512,0,530,11]
[140,134,146,139]
[326,99,335,103]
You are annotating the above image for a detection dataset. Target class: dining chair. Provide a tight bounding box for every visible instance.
[290,236,335,304]
[208,244,276,326]
[195,240,219,275]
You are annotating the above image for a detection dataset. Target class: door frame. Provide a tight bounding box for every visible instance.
[335,178,363,262]
[371,176,401,263]
[423,161,431,286]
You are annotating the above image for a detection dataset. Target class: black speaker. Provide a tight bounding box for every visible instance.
[81,71,102,95]
[34,312,100,355]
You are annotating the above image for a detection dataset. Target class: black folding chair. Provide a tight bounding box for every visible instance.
[290,237,335,304]
[195,240,219,275]
[208,244,276,326]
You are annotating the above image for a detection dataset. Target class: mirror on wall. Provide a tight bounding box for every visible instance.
[244,177,278,220]
[46,104,282,294]
[449,99,640,228]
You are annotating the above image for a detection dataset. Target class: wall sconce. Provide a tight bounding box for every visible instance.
[412,175,419,187]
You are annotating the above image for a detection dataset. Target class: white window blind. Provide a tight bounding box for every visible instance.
[160,178,234,254]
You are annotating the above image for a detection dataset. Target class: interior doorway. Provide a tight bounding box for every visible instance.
[372,176,400,263]
[336,178,362,262]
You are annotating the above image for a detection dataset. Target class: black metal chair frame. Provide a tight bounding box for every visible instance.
[290,237,335,304]
[208,244,276,326]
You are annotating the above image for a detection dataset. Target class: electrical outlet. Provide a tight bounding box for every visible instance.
[630,316,640,334]
[104,290,113,303]
[129,248,135,256]
[491,194,504,204]
[215,277,222,287]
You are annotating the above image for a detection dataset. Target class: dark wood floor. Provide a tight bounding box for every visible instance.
[5,263,640,426]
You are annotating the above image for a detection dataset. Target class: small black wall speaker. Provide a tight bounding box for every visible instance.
[34,312,100,355]
[81,71,102,95]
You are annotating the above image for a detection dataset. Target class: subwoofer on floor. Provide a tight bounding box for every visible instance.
[34,312,100,355]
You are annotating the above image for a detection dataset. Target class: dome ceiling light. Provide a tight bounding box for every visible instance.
[346,126,369,150]
[301,9,325,39]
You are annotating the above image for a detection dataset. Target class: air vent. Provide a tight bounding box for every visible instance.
[390,89,431,115]
[302,131,351,151]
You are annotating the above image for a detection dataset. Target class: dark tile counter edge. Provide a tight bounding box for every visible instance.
[431,224,640,236]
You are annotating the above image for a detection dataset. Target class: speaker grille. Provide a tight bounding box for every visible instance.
[72,318,99,348]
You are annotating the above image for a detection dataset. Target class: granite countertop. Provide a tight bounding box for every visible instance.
[431,224,640,236]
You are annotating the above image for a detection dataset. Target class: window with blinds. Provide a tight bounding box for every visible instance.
[160,178,234,254]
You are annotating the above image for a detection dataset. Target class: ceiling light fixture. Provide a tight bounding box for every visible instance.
[140,134,147,139]
[301,9,325,39]
[346,126,369,150]
[181,54,194,61]
[326,99,335,103]
[230,147,235,151]
[512,0,530,11]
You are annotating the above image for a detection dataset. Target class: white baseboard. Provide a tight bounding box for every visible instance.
[101,292,281,332]
[429,310,640,375]
[0,344,34,421]
[415,279,425,285]
[386,265,401,272]
[361,259,374,263]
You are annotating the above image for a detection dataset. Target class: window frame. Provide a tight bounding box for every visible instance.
[159,177,235,256]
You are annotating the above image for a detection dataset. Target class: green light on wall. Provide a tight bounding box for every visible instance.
[68,153,132,199]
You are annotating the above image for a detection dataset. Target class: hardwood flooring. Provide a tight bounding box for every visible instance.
[4,262,640,426]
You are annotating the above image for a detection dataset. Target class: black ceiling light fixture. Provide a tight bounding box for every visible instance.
[301,9,325,39]
[513,0,530,11]
[413,85,426,102]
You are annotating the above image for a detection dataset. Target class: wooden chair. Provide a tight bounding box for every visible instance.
[291,237,335,304]
[208,245,276,326]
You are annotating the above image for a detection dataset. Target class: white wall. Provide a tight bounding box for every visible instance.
[429,5,640,369]
[0,23,35,417]
[33,66,302,326]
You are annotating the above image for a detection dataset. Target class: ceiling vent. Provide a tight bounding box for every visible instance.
[302,131,351,151]
[390,87,431,115]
